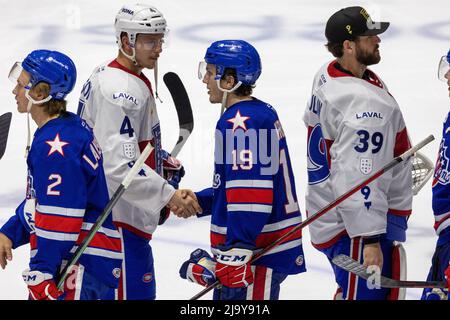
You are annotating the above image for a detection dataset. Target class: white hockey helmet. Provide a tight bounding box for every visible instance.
[114,4,167,48]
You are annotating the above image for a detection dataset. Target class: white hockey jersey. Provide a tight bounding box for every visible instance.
[303,60,412,248]
[77,59,175,238]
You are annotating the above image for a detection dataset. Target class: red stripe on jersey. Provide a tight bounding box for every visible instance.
[108,59,154,96]
[325,139,333,169]
[35,212,83,233]
[77,231,122,252]
[434,213,450,231]
[388,208,412,217]
[387,246,402,300]
[394,128,411,157]
[138,140,156,170]
[226,188,273,204]
[114,222,153,240]
[30,234,37,250]
[210,225,302,249]
[347,237,361,300]
[311,229,348,250]
[255,225,302,248]
[252,266,267,300]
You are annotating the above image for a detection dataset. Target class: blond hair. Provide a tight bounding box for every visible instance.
[32,82,67,116]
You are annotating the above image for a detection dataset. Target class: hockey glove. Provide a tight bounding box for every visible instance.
[22,269,63,300]
[159,150,185,225]
[161,149,185,189]
[179,248,216,287]
[215,247,254,288]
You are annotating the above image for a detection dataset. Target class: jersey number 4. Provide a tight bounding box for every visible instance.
[120,116,135,137]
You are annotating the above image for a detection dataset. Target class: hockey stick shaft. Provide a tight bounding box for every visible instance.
[190,134,435,300]
[0,112,12,160]
[57,143,154,289]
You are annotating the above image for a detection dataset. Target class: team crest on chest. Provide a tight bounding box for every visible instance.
[360,158,373,175]
[46,133,69,156]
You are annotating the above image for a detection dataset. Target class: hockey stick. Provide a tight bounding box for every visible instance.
[0,112,12,160]
[332,254,447,289]
[190,134,435,300]
[56,142,154,290]
[163,72,194,157]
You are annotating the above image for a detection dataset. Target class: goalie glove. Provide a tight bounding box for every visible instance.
[22,269,63,300]
[215,247,254,288]
[179,248,216,287]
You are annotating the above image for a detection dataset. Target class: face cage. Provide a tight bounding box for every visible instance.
[438,55,449,81]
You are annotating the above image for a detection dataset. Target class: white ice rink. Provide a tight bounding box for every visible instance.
[0,0,449,300]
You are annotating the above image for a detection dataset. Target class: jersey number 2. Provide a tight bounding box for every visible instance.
[47,174,62,196]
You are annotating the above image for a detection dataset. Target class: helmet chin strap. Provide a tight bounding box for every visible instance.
[24,90,52,158]
[119,40,162,103]
[154,61,162,103]
[217,80,242,117]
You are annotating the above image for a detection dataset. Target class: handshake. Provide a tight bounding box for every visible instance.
[167,189,202,218]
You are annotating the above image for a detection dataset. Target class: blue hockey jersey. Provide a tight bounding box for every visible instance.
[432,111,450,245]
[196,98,306,275]
[0,112,122,287]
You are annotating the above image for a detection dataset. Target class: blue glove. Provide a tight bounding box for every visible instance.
[179,248,216,287]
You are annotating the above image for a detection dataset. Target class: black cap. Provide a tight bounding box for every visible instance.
[325,6,389,43]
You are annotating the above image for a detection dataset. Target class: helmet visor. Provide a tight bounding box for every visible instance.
[8,62,31,89]
[438,55,449,81]
[198,61,207,81]
[135,30,170,51]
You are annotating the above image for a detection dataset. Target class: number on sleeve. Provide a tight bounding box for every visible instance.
[280,149,299,214]
[120,116,135,137]
[47,174,62,196]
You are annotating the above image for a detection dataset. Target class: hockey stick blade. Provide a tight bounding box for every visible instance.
[0,112,12,160]
[163,72,194,157]
[332,254,447,289]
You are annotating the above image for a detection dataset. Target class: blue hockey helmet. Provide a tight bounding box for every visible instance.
[21,50,77,100]
[438,49,450,81]
[204,40,262,86]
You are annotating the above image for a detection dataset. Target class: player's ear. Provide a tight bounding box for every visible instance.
[223,74,236,90]
[342,40,355,55]
[120,33,133,54]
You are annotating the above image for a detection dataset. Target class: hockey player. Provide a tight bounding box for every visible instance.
[77,4,201,300]
[421,49,450,300]
[179,40,306,300]
[303,6,412,300]
[0,50,122,300]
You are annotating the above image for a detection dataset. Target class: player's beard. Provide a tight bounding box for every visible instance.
[355,45,380,66]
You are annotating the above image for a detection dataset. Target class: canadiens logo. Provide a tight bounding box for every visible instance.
[295,255,304,266]
[142,273,153,283]
[433,142,450,186]
[213,173,221,189]
[112,268,121,279]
